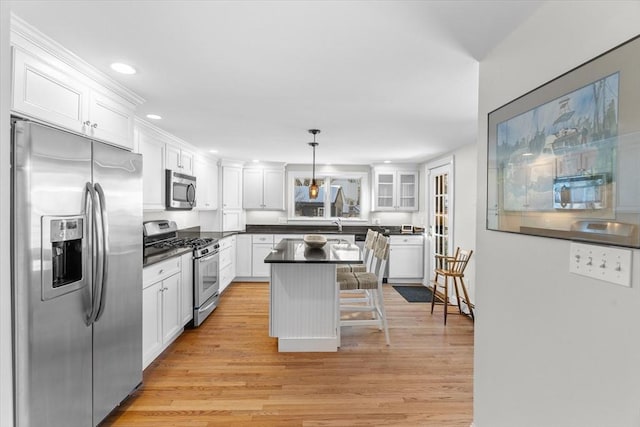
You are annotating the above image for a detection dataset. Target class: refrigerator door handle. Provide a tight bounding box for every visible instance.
[85,182,104,325]
[94,182,109,321]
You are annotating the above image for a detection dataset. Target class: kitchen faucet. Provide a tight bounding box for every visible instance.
[333,217,343,232]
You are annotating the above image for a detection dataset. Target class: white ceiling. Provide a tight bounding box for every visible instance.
[8,0,543,165]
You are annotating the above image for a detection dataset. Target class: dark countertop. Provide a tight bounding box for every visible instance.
[245,224,424,237]
[143,224,422,267]
[143,246,192,267]
[264,238,363,264]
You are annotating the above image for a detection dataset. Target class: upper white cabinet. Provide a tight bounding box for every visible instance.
[194,155,218,210]
[134,119,201,211]
[135,122,165,210]
[166,143,194,175]
[372,167,419,211]
[10,19,142,150]
[243,168,285,210]
[222,165,243,209]
[222,164,244,231]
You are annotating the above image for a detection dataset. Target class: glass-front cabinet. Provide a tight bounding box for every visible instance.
[372,167,419,211]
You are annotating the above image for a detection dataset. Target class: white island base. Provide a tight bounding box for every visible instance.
[269,263,339,352]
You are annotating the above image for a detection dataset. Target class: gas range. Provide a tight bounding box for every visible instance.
[143,221,219,259]
[143,220,221,327]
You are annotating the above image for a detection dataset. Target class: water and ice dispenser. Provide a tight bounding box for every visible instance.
[50,218,83,287]
[42,216,86,300]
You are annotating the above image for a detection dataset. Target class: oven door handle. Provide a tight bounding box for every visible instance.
[198,251,219,263]
[199,297,218,314]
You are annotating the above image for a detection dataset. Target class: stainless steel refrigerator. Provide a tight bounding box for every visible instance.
[11,119,143,426]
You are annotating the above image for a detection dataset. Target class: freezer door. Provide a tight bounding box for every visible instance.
[12,120,93,427]
[91,141,143,424]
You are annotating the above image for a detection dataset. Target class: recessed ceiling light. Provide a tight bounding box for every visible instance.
[209,149,219,154]
[383,160,391,164]
[110,62,136,75]
[146,114,162,120]
[252,159,260,163]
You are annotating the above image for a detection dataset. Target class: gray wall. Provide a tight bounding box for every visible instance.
[474,2,640,427]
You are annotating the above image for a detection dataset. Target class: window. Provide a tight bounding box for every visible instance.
[291,174,365,220]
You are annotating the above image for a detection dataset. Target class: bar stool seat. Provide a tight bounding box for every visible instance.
[336,229,378,274]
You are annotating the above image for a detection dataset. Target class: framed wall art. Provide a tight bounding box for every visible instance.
[487,36,640,248]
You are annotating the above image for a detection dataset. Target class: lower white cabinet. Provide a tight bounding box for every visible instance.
[219,236,236,293]
[388,235,424,282]
[180,252,194,326]
[237,234,357,281]
[251,235,275,279]
[142,257,183,369]
[235,234,252,277]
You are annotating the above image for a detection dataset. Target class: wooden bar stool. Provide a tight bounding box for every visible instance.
[430,247,474,325]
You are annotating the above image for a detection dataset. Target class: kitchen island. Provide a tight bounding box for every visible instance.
[265,238,362,352]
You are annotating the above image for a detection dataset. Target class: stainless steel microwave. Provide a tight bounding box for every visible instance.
[166,169,196,210]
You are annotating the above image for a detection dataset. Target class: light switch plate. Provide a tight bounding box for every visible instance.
[569,242,632,287]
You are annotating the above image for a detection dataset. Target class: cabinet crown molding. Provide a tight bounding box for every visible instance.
[10,13,145,106]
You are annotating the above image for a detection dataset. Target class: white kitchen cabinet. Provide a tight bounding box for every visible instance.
[373,168,419,211]
[194,155,218,210]
[11,46,137,150]
[388,235,424,282]
[243,168,285,210]
[142,257,183,369]
[273,234,304,244]
[252,235,275,279]
[235,234,253,278]
[136,123,166,210]
[166,143,194,175]
[87,90,135,149]
[222,210,243,231]
[180,252,194,326]
[222,165,243,231]
[222,166,243,209]
[141,281,162,369]
[219,236,236,293]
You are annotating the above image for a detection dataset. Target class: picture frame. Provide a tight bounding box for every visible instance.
[487,36,640,248]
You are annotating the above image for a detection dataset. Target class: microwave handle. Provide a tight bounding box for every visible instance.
[187,183,196,207]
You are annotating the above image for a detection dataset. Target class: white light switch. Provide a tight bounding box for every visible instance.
[569,242,632,287]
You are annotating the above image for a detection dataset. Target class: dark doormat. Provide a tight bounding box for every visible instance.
[392,285,433,303]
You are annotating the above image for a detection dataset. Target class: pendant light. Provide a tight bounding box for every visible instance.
[308,129,321,199]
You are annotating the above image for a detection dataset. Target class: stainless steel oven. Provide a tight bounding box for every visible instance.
[193,244,220,327]
[143,220,219,327]
[166,169,196,210]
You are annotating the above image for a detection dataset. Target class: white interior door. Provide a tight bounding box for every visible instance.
[426,161,453,285]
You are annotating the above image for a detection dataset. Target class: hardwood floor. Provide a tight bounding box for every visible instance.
[102,282,474,427]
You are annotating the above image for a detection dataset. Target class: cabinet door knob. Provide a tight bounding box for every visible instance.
[91,123,98,129]
[84,120,91,126]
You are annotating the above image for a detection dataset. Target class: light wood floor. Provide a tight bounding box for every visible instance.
[102,282,474,427]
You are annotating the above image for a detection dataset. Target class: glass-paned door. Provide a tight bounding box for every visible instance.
[428,162,453,281]
[376,173,394,208]
[398,172,417,209]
